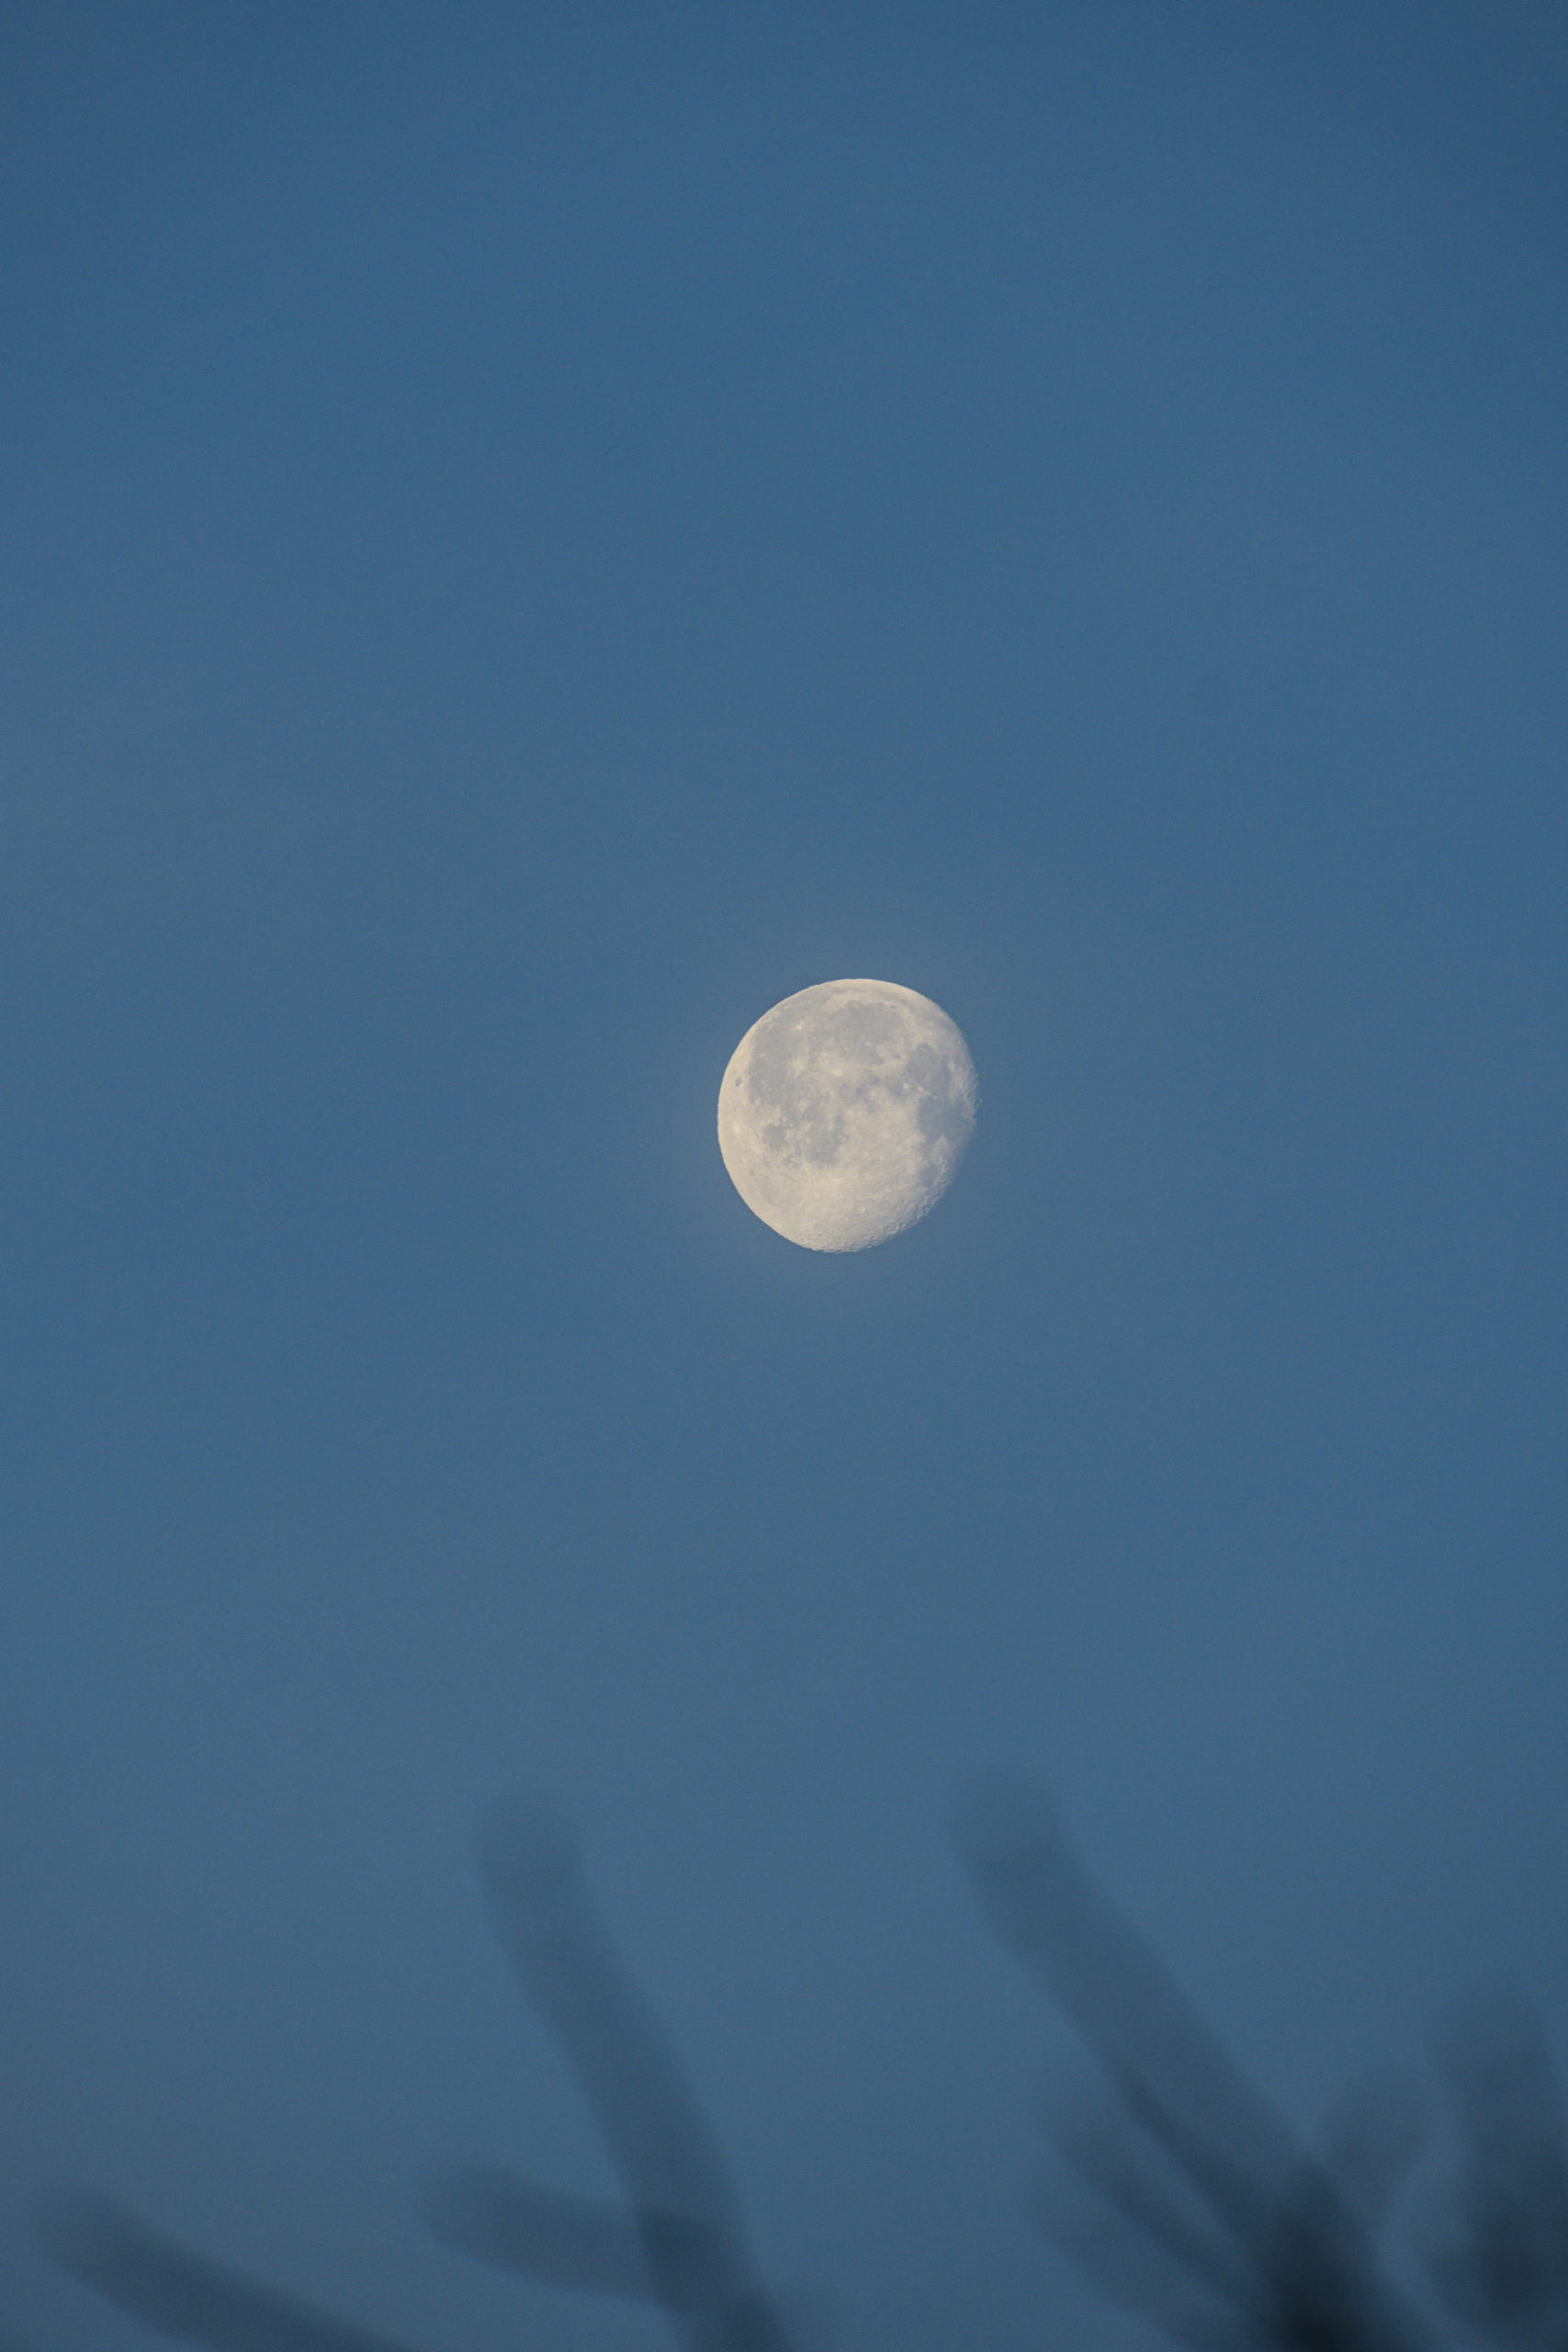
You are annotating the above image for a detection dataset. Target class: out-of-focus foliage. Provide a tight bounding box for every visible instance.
[1424,1996,1568,2352]
[36,1781,1568,2352]
[956,1773,1568,2352]
[43,1798,798,2352]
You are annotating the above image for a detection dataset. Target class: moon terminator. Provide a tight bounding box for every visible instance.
[716,978,977,1251]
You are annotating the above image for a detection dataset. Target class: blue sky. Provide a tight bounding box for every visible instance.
[1,7,1564,2349]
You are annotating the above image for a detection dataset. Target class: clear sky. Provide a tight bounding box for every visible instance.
[1,7,1564,2350]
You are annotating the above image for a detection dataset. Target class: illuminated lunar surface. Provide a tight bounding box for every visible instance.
[716,979,978,1251]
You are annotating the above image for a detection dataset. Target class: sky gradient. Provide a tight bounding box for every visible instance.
[2,7,1564,2350]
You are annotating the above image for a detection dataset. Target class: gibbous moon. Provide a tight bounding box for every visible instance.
[717,979,978,1251]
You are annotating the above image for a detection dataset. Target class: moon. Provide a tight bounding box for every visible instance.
[716,979,978,1251]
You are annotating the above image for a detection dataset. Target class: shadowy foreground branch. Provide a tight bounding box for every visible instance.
[38,2194,422,2352]
[34,1777,1568,2352]
[953,1770,1565,2352]
[41,1796,796,2352]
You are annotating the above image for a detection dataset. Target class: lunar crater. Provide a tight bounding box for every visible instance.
[716,978,977,1252]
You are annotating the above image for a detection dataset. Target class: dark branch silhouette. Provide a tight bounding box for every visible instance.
[424,1795,796,2352]
[953,1770,1430,2352]
[40,1796,796,2352]
[37,2193,423,2352]
[1423,1993,1568,2352]
[31,1773,1565,2352]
